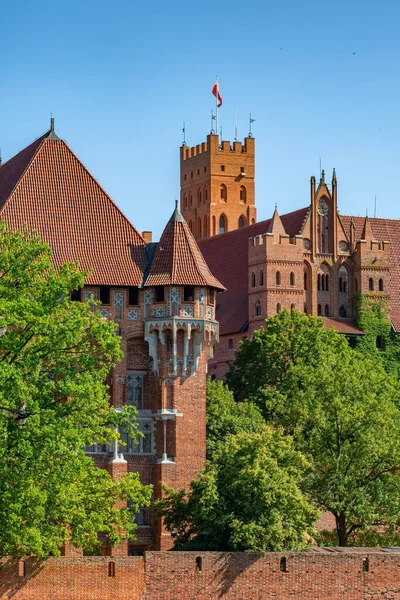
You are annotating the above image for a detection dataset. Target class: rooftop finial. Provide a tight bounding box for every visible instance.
[50,115,54,132]
[332,167,337,183]
[320,169,325,183]
[175,199,178,210]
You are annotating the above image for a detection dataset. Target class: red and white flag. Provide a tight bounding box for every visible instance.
[212,80,222,107]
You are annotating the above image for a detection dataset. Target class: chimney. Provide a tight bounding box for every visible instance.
[142,231,152,243]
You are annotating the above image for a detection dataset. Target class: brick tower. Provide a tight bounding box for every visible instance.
[180,134,256,240]
[142,202,225,549]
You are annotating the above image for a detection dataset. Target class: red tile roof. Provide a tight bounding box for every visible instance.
[199,207,309,335]
[322,318,364,335]
[341,215,400,331]
[0,129,147,286]
[144,203,225,290]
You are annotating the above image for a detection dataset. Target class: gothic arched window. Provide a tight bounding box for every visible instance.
[276,271,281,286]
[219,214,227,234]
[317,198,329,253]
[260,271,264,286]
[369,277,374,291]
[198,218,202,238]
[204,215,208,237]
[379,278,384,291]
[240,186,247,203]
[220,184,227,202]
[212,216,216,236]
[339,305,347,318]
[238,215,245,228]
[255,300,261,316]
[251,272,256,288]
[290,272,295,287]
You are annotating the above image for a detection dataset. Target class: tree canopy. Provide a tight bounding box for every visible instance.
[206,379,264,459]
[0,224,151,557]
[158,426,318,551]
[227,310,400,546]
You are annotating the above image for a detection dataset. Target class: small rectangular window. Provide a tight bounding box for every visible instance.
[99,286,110,304]
[155,286,165,302]
[228,339,233,350]
[191,171,193,178]
[184,285,195,301]
[204,166,207,173]
[128,286,139,306]
[184,174,187,180]
[197,169,200,175]
[220,165,225,171]
[240,166,245,173]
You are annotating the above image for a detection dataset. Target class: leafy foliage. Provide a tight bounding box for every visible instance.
[206,379,264,459]
[227,310,400,546]
[158,427,318,551]
[353,294,400,377]
[0,224,151,557]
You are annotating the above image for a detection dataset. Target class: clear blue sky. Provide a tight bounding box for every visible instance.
[1,0,400,239]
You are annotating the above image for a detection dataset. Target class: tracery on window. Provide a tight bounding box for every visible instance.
[127,371,144,409]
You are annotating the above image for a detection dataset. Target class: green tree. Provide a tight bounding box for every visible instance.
[227,310,400,546]
[206,379,264,459]
[158,427,318,551]
[0,224,151,557]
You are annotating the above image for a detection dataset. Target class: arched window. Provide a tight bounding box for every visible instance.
[369,278,374,291]
[189,192,193,207]
[276,303,281,313]
[276,271,281,286]
[291,303,295,311]
[212,216,216,236]
[219,214,227,234]
[204,187,208,202]
[355,278,358,291]
[290,272,295,287]
[260,271,264,286]
[240,186,247,203]
[325,304,329,317]
[251,272,256,288]
[184,194,188,209]
[255,300,261,316]
[339,277,343,293]
[317,274,321,291]
[317,198,329,253]
[325,274,329,291]
[379,278,384,291]
[304,272,307,290]
[339,305,347,318]
[238,215,245,228]
[220,184,227,202]
[189,220,193,232]
[204,215,208,237]
[304,303,308,314]
[198,188,202,205]
[318,304,322,316]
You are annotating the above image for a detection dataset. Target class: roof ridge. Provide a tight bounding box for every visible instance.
[0,131,49,212]
[58,138,146,244]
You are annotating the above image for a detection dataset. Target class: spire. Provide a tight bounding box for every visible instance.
[144,203,225,289]
[332,168,337,184]
[46,116,60,141]
[267,206,287,236]
[361,215,375,240]
[170,199,185,223]
[320,169,325,184]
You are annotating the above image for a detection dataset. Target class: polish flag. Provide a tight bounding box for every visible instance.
[212,80,222,107]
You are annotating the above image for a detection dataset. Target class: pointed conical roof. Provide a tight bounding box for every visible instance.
[0,126,147,285]
[267,207,287,236]
[361,215,375,240]
[144,203,225,290]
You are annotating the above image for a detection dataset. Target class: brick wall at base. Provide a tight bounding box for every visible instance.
[0,550,399,600]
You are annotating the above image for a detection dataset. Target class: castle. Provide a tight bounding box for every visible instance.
[0,121,399,559]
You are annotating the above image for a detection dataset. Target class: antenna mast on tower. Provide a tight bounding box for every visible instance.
[249,113,255,137]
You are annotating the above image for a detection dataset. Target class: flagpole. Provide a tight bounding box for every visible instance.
[215,75,218,143]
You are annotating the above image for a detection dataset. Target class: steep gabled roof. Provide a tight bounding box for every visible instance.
[0,127,147,286]
[144,203,225,290]
[266,207,286,236]
[199,207,309,335]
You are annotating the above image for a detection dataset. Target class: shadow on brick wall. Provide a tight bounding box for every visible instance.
[0,557,45,598]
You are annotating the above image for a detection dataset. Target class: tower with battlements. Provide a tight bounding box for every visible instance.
[180,134,256,240]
